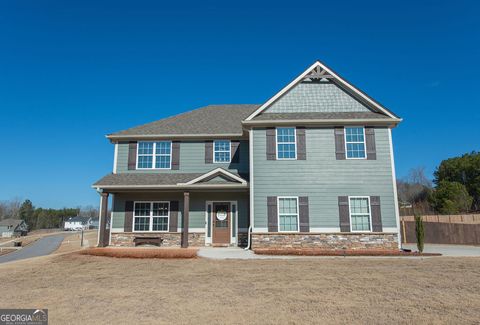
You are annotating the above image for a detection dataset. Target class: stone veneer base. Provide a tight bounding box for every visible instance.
[111,232,205,247]
[251,232,399,250]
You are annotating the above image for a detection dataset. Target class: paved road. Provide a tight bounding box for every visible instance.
[0,234,68,264]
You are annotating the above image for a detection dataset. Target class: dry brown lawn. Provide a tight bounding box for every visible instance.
[0,254,479,324]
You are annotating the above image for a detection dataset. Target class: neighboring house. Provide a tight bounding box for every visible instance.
[0,219,28,237]
[93,60,402,250]
[64,216,92,231]
[89,217,99,229]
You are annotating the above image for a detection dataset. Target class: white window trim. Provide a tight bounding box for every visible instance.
[277,196,300,232]
[213,140,231,163]
[276,127,297,160]
[136,141,173,170]
[348,196,372,232]
[132,201,170,232]
[344,126,367,160]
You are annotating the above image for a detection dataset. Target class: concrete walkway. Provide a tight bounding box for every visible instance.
[402,244,480,257]
[0,233,68,264]
[199,244,480,260]
[198,247,303,259]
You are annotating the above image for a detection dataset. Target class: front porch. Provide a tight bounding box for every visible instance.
[97,189,249,248]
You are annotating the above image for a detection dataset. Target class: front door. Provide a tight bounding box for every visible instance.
[212,202,231,245]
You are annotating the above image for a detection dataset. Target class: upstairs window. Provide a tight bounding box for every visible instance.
[134,201,169,232]
[213,140,231,163]
[349,197,371,231]
[137,141,172,169]
[276,127,296,159]
[278,197,299,232]
[345,127,366,159]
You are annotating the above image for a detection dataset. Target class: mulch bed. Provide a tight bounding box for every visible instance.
[254,249,441,256]
[78,247,198,259]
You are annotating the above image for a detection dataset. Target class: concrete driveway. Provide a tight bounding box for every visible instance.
[402,244,480,257]
[0,233,68,264]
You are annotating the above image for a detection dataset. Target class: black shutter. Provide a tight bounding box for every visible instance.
[338,196,350,232]
[370,196,382,232]
[231,141,240,163]
[296,127,306,160]
[266,128,276,160]
[171,142,180,170]
[169,201,179,232]
[124,201,134,232]
[127,142,137,170]
[299,196,309,232]
[365,127,377,160]
[205,141,213,164]
[334,128,346,160]
[267,196,278,232]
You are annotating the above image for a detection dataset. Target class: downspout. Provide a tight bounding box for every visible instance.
[245,225,252,250]
[245,128,254,250]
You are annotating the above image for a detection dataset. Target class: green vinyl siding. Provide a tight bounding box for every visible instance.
[116,140,249,174]
[263,82,371,114]
[111,191,249,231]
[252,127,397,229]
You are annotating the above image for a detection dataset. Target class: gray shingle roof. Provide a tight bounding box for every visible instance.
[93,173,204,187]
[251,111,390,121]
[109,104,259,137]
[0,219,23,227]
[93,171,248,188]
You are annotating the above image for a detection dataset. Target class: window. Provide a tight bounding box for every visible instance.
[137,141,172,169]
[213,140,231,163]
[133,201,169,232]
[278,197,299,232]
[276,127,296,159]
[345,127,366,159]
[349,197,371,231]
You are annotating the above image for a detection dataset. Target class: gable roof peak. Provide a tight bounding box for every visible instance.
[245,60,401,121]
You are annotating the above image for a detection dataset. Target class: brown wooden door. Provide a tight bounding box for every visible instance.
[212,203,231,245]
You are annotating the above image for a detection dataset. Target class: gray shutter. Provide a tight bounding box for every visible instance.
[231,141,240,163]
[171,141,180,170]
[334,128,346,160]
[299,196,309,232]
[370,196,382,232]
[128,142,137,170]
[205,141,213,164]
[169,201,179,232]
[296,127,306,160]
[266,128,276,160]
[124,201,134,232]
[365,127,377,160]
[267,196,278,232]
[338,196,350,232]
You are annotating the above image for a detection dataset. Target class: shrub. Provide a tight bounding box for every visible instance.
[415,213,425,253]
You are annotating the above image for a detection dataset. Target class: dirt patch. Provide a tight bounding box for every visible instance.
[78,247,198,259]
[0,248,16,256]
[0,254,479,324]
[54,230,97,254]
[254,248,441,256]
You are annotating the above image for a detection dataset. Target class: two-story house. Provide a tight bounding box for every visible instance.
[93,60,402,250]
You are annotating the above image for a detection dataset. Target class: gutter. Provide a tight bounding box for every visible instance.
[242,118,402,127]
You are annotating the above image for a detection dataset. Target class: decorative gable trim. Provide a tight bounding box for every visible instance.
[178,168,247,185]
[245,61,401,121]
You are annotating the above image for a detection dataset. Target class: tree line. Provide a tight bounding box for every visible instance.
[0,199,99,230]
[398,151,480,215]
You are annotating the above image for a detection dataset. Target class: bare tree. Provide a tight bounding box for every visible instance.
[397,167,433,215]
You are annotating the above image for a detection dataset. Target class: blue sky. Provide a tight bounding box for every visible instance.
[0,1,479,208]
